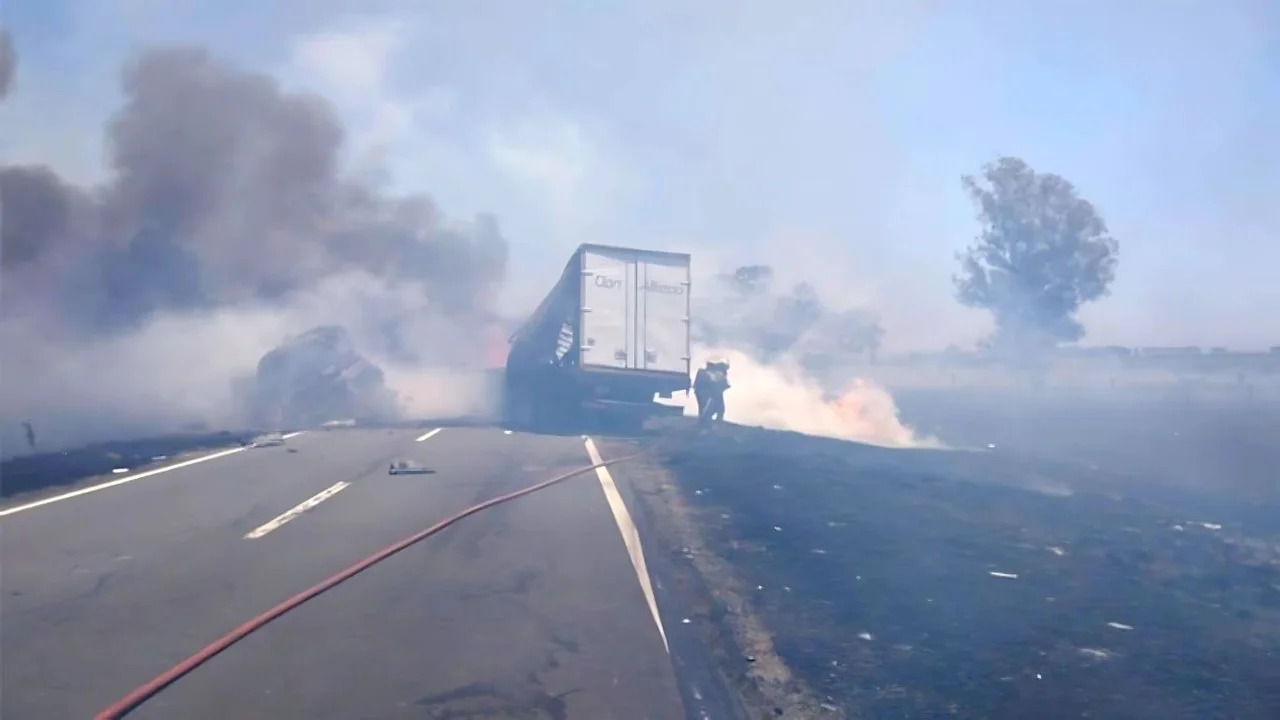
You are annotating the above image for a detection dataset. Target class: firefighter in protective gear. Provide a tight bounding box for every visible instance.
[693,359,731,426]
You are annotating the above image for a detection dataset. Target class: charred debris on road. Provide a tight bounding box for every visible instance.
[629,418,1280,719]
[240,325,400,431]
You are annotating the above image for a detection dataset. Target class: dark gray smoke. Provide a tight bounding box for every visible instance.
[0,29,14,100]
[0,43,509,452]
[4,46,506,331]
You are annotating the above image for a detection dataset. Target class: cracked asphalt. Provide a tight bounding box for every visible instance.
[1,427,683,719]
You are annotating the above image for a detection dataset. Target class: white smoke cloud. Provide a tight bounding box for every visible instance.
[676,346,942,449]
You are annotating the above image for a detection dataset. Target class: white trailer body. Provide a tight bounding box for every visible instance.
[502,243,693,431]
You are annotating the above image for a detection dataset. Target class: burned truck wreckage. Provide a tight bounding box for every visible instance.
[246,325,398,429]
[500,243,693,433]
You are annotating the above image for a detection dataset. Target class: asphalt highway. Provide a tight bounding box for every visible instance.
[1,427,684,719]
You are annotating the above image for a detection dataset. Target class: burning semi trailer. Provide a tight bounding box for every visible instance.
[497,243,693,433]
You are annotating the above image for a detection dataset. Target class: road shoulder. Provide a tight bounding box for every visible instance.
[596,438,835,720]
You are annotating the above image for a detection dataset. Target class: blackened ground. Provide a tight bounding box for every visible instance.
[1,431,256,499]
[627,397,1280,720]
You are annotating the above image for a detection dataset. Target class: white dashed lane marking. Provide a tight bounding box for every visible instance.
[245,428,444,539]
[243,482,351,539]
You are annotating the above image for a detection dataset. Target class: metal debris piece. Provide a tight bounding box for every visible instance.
[989,571,1019,579]
[1107,622,1134,631]
[250,432,285,448]
[388,460,431,475]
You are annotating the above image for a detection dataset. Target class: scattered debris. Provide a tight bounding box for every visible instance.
[1047,546,1066,556]
[773,526,783,532]
[150,455,168,461]
[812,548,827,554]
[1079,648,1111,660]
[388,460,432,475]
[1197,522,1223,531]
[682,618,692,624]
[250,432,285,448]
[989,571,1019,579]
[111,468,129,474]
[857,632,873,641]
[503,430,513,435]
[1107,622,1134,631]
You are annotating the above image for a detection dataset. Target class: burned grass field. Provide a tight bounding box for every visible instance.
[0,431,260,501]
[646,401,1280,719]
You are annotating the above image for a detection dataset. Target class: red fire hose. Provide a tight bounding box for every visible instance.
[94,451,644,719]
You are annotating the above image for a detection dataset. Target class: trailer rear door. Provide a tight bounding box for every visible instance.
[637,255,691,374]
[580,247,635,370]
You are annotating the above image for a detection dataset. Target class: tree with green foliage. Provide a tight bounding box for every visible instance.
[954,156,1119,360]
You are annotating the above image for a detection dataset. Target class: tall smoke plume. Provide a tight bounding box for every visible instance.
[1,41,508,453]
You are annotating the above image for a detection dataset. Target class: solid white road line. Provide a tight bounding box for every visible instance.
[584,436,669,654]
[0,431,309,519]
[244,481,350,539]
[415,428,444,442]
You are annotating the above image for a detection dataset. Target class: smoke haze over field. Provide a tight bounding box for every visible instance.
[2,3,1276,451]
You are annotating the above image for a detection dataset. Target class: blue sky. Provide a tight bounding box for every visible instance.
[3,0,1277,350]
